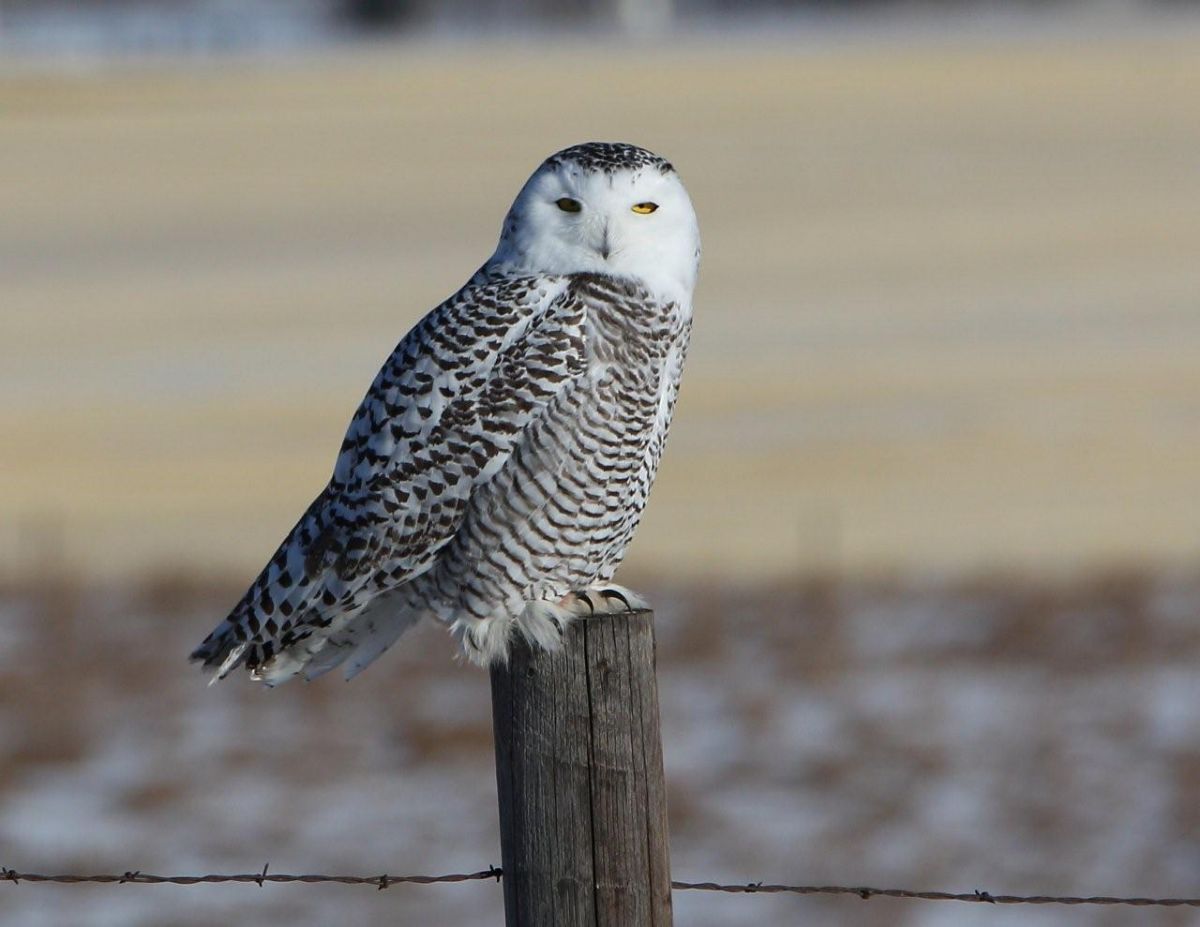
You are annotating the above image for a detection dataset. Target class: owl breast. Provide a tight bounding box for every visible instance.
[411,272,691,624]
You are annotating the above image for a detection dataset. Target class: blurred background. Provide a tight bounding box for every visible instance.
[3,1,1200,924]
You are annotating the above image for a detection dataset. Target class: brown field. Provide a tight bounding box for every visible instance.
[2,570,1199,926]
[3,34,1200,581]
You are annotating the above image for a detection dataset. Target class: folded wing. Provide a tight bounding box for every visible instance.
[190,272,586,682]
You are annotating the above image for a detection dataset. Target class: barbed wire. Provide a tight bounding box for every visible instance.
[670,881,1200,907]
[3,866,1198,907]
[0,865,500,891]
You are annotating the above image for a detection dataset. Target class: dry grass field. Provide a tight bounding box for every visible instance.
[3,32,1200,583]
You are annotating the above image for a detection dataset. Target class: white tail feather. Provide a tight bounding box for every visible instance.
[342,606,425,680]
[247,591,426,685]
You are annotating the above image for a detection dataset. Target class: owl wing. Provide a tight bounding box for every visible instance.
[190,271,587,681]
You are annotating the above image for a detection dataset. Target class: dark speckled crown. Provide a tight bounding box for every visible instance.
[544,142,674,175]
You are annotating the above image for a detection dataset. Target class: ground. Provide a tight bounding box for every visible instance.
[1,571,1198,926]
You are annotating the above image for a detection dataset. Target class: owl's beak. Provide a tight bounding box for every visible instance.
[597,220,611,261]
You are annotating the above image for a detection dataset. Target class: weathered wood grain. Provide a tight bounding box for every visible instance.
[490,609,672,927]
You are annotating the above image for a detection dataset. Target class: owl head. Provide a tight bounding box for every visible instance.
[491,142,700,302]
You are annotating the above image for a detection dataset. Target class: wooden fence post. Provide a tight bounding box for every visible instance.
[490,608,672,927]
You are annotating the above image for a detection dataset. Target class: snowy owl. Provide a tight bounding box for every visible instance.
[191,142,700,685]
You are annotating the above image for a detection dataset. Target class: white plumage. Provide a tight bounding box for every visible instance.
[191,142,700,684]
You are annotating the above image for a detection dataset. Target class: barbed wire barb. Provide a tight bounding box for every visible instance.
[2,866,1199,907]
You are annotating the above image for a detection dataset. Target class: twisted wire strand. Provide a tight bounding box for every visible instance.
[670,880,1200,907]
[0,866,501,891]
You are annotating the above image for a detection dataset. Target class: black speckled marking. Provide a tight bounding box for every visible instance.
[544,142,674,176]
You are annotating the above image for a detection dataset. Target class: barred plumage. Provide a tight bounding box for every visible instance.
[191,142,700,684]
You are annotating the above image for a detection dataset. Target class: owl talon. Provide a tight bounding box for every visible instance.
[600,589,632,611]
[561,584,648,618]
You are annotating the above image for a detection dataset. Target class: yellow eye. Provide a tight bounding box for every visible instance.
[556,197,582,213]
[631,202,658,214]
